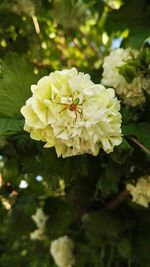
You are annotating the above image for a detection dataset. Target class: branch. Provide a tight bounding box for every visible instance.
[32,15,40,34]
[105,188,130,209]
[72,38,89,62]
[79,30,103,60]
[127,136,150,156]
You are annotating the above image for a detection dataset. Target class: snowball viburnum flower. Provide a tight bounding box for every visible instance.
[102,48,150,107]
[30,228,46,241]
[126,176,150,208]
[50,235,75,267]
[31,208,48,229]
[30,208,48,240]
[21,68,122,158]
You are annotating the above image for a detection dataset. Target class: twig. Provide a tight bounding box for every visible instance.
[72,38,90,62]
[32,15,40,34]
[107,246,115,267]
[79,30,103,60]
[128,136,150,156]
[106,188,130,209]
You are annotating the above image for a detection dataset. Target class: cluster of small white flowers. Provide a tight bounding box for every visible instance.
[102,48,150,107]
[21,68,122,158]
[30,208,48,240]
[126,176,150,207]
[50,235,75,267]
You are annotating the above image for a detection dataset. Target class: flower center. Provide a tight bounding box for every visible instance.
[59,97,83,122]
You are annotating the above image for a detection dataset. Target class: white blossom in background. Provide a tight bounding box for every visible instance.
[50,235,75,267]
[32,208,48,229]
[21,68,122,158]
[126,176,150,207]
[30,208,48,240]
[30,228,46,240]
[102,48,150,107]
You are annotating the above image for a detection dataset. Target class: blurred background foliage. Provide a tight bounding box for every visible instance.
[0,0,149,75]
[0,0,150,267]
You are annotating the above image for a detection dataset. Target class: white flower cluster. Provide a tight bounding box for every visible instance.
[30,208,48,240]
[126,176,150,207]
[21,68,122,158]
[50,235,75,267]
[102,48,150,107]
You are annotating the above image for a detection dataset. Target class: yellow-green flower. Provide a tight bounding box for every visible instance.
[21,68,122,158]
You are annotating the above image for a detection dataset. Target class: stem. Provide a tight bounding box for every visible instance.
[0,174,2,188]
[106,189,130,209]
[128,256,131,267]
[79,30,103,60]
[72,38,90,61]
[32,15,40,34]
[106,246,115,267]
[127,136,150,156]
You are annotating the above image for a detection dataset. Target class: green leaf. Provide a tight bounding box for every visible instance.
[44,197,76,239]
[138,45,150,68]
[8,193,36,237]
[128,26,150,49]
[123,122,150,149]
[135,229,150,265]
[97,161,122,195]
[105,0,150,48]
[118,62,138,83]
[0,53,38,117]
[0,118,24,136]
[117,238,131,259]
[52,0,86,30]
[84,211,123,247]
[105,0,150,32]
[29,149,88,183]
[121,106,138,125]
[111,138,133,164]
[1,157,20,185]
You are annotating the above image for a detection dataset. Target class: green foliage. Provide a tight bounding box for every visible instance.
[119,62,138,83]
[129,26,150,49]
[52,0,87,30]
[8,193,37,238]
[118,45,150,83]
[138,44,150,71]
[97,160,122,196]
[0,53,38,117]
[44,197,76,239]
[105,0,150,48]
[0,118,24,136]
[84,211,123,246]
[111,138,133,164]
[123,122,150,149]
[0,1,150,267]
